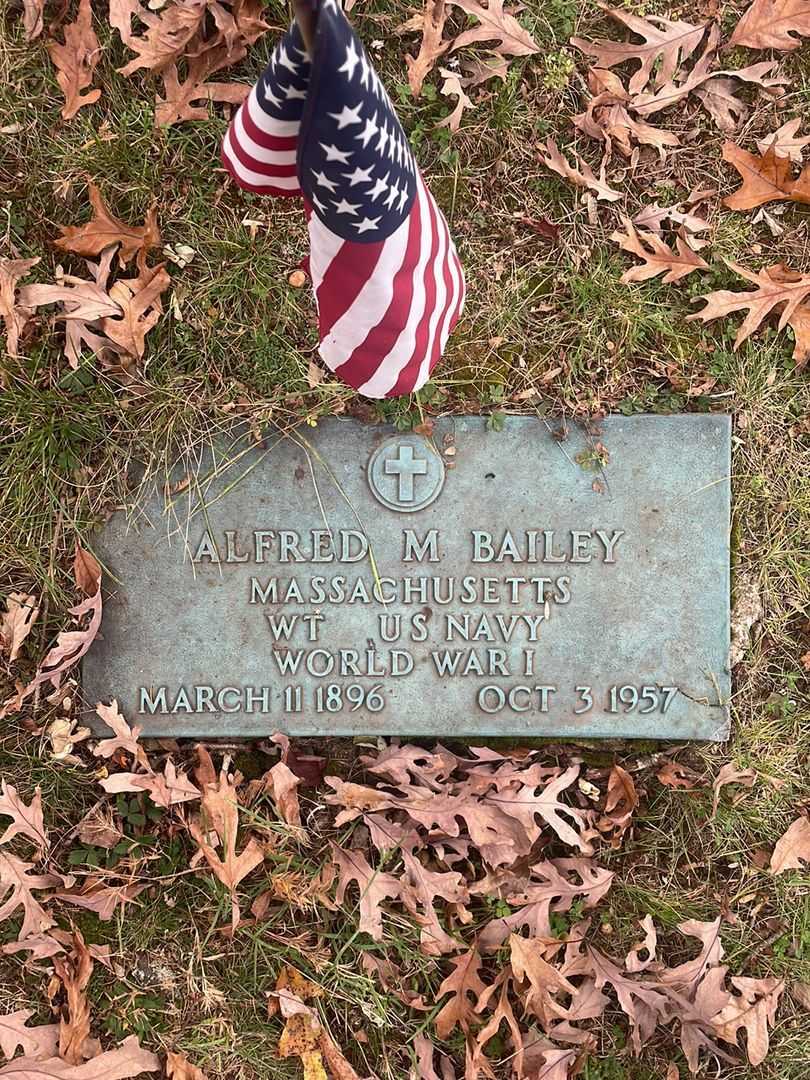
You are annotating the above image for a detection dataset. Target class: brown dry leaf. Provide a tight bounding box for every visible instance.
[0,258,39,359]
[52,930,93,1065]
[0,546,102,719]
[434,947,487,1038]
[633,203,709,235]
[793,981,810,1011]
[1,591,39,664]
[757,118,810,162]
[688,261,810,357]
[189,759,264,928]
[100,759,200,808]
[574,73,679,157]
[75,806,124,851]
[770,816,810,873]
[630,43,786,122]
[56,880,146,921]
[155,50,249,127]
[436,68,474,133]
[47,0,102,121]
[92,700,149,768]
[711,763,756,818]
[0,1034,160,1079]
[406,0,451,96]
[100,258,171,359]
[448,0,539,60]
[625,915,657,973]
[55,184,160,267]
[22,0,46,40]
[731,0,810,50]
[166,1050,208,1080]
[46,719,91,766]
[111,0,210,75]
[711,976,784,1066]
[264,762,302,827]
[571,6,707,95]
[586,946,669,1054]
[400,849,468,955]
[329,843,402,942]
[722,141,810,211]
[0,852,64,940]
[17,248,124,371]
[539,139,621,202]
[597,764,639,847]
[611,217,709,284]
[509,934,578,1025]
[0,1010,59,1061]
[476,858,614,951]
[0,781,48,853]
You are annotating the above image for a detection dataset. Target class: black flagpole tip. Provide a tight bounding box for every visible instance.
[292,0,319,56]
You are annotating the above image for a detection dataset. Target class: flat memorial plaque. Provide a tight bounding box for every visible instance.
[82,416,731,740]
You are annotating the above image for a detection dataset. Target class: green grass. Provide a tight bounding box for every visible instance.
[2,0,810,1077]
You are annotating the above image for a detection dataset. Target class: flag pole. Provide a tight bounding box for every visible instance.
[292,0,318,56]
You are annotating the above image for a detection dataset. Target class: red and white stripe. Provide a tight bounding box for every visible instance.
[222,84,301,196]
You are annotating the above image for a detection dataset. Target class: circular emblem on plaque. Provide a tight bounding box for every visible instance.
[367,436,445,513]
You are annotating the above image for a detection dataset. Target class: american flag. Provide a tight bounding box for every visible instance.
[222,0,465,398]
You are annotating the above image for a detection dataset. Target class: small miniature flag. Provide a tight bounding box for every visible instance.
[222,0,465,398]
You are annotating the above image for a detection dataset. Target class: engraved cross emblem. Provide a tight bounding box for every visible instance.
[384,445,428,503]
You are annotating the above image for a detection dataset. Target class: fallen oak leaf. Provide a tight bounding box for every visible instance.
[99,259,171,360]
[92,700,149,769]
[656,760,701,789]
[632,203,709,235]
[434,946,487,1038]
[711,763,756,818]
[448,0,539,60]
[770,816,810,873]
[47,0,102,121]
[55,183,160,267]
[0,852,64,940]
[110,0,210,75]
[55,880,147,921]
[435,68,474,133]
[722,141,810,211]
[509,934,578,1026]
[264,762,302,827]
[570,5,707,95]
[22,0,46,40]
[710,976,784,1066]
[188,759,264,928]
[155,52,249,127]
[730,0,810,51]
[100,759,200,808]
[0,258,39,359]
[688,261,810,354]
[611,217,709,284]
[0,1034,160,1079]
[757,118,810,162]
[52,929,93,1065]
[597,764,639,846]
[539,139,621,202]
[625,914,657,973]
[329,842,402,942]
[0,781,48,852]
[0,547,101,719]
[631,56,787,122]
[16,248,126,370]
[405,0,451,97]
[166,1050,208,1080]
[0,1011,59,1061]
